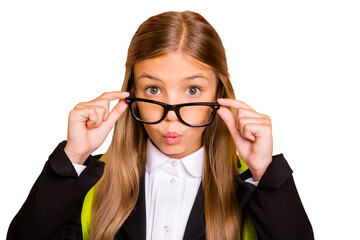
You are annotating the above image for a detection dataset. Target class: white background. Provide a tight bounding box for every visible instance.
[1,0,359,239]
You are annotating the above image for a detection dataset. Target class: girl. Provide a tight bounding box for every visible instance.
[7,11,313,240]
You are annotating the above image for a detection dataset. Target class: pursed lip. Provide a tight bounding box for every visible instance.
[163,132,182,144]
[164,132,182,137]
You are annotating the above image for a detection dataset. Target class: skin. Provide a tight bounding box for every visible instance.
[64,51,273,181]
[133,51,218,159]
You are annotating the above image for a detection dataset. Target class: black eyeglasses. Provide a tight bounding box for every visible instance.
[125,97,220,127]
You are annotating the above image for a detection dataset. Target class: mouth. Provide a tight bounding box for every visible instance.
[163,132,182,144]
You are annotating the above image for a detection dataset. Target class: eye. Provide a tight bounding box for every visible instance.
[145,86,161,95]
[186,86,201,96]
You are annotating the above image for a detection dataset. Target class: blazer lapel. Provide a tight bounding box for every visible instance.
[120,174,147,240]
[183,184,206,240]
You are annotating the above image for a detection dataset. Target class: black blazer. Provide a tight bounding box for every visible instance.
[7,141,314,240]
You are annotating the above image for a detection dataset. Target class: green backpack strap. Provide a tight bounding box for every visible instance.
[238,155,249,174]
[81,184,95,240]
[81,155,104,240]
[81,155,257,240]
[238,155,258,240]
[243,212,258,240]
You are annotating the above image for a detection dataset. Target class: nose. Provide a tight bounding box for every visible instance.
[164,109,179,122]
[163,94,181,122]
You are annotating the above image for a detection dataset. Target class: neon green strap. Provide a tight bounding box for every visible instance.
[238,155,258,240]
[81,155,104,240]
[81,184,95,240]
[243,212,258,240]
[81,155,257,240]
[238,155,249,174]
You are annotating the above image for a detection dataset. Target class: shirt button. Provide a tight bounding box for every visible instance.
[170,178,176,184]
[163,225,169,233]
[171,161,177,167]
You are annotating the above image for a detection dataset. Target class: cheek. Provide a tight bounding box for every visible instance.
[143,124,159,139]
[186,127,205,140]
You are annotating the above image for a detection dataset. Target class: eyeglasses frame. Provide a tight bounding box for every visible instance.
[125,97,220,127]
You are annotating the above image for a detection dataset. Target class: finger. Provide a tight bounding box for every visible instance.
[86,110,98,129]
[87,105,107,128]
[217,107,249,144]
[80,107,105,129]
[74,107,98,130]
[217,98,254,111]
[97,91,130,102]
[97,91,129,120]
[77,91,130,121]
[235,108,270,124]
[76,99,110,121]
[103,99,129,130]
[241,123,272,142]
[217,106,250,147]
[217,106,238,136]
[238,117,271,141]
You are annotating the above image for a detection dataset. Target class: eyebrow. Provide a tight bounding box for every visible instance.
[138,73,163,82]
[138,73,209,82]
[183,74,209,82]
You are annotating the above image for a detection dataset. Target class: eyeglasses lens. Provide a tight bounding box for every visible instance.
[131,101,164,123]
[179,105,214,126]
[131,101,214,126]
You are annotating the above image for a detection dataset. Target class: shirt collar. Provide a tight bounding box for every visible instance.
[145,138,204,178]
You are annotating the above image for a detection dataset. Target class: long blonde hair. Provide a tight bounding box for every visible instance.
[90,11,242,240]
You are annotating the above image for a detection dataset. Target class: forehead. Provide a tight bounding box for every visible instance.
[133,52,216,84]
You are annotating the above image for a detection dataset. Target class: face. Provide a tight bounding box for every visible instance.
[133,51,218,159]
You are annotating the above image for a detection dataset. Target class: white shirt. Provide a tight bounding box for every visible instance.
[144,139,204,240]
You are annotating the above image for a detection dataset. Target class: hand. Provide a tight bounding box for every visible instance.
[64,91,130,164]
[217,98,273,181]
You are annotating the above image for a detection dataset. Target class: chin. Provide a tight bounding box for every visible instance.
[158,142,186,155]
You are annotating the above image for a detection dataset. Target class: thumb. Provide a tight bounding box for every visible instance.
[104,99,128,130]
[217,106,238,137]
[217,106,249,149]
